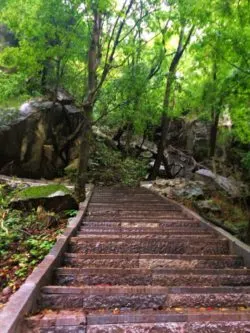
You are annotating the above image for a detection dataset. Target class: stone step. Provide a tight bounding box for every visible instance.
[90,200,164,204]
[88,203,180,210]
[22,186,250,332]
[77,231,214,239]
[85,215,195,221]
[86,212,187,218]
[69,237,229,255]
[88,205,182,214]
[79,227,211,235]
[24,309,250,333]
[63,253,244,269]
[40,285,250,310]
[89,201,172,205]
[82,220,200,228]
[55,267,250,287]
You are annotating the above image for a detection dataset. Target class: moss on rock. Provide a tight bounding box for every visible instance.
[16,184,71,200]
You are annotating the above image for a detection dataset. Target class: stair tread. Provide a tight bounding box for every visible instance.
[56,267,249,274]
[42,285,250,294]
[26,308,250,325]
[63,253,241,259]
[22,187,250,331]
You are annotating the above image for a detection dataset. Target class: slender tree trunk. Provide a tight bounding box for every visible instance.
[209,109,220,157]
[75,1,135,199]
[149,69,177,179]
[75,9,101,200]
[75,106,92,201]
[149,25,194,180]
[41,61,50,91]
[150,110,170,179]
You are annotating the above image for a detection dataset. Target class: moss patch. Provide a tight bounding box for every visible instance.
[16,184,71,200]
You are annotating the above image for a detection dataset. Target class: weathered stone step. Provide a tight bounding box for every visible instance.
[63,253,244,269]
[90,200,167,204]
[85,215,194,221]
[90,200,163,204]
[69,237,229,255]
[77,231,214,239]
[88,207,181,212]
[24,309,250,333]
[88,203,179,209]
[79,227,211,236]
[82,220,200,228]
[91,192,156,196]
[40,285,250,310]
[91,198,163,202]
[87,212,186,218]
[55,267,250,287]
[84,217,197,223]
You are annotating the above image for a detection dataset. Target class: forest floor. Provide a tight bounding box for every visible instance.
[0,181,73,308]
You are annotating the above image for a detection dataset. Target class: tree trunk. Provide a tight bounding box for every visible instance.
[41,61,50,91]
[149,25,194,180]
[149,112,169,179]
[75,106,92,201]
[74,1,135,199]
[149,68,175,179]
[209,110,220,157]
[75,8,101,200]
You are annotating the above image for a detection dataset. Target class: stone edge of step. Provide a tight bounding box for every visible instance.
[25,309,250,327]
[0,184,94,333]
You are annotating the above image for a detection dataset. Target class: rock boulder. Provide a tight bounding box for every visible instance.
[195,169,245,198]
[9,190,78,213]
[0,98,84,179]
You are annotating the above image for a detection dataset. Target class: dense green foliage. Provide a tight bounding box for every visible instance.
[0,0,249,159]
[65,140,148,186]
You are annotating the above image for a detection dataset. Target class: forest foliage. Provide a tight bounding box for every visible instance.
[0,0,250,185]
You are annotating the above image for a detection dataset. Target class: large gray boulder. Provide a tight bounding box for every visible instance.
[185,120,210,160]
[163,146,198,178]
[195,169,245,198]
[0,98,84,179]
[143,178,205,201]
[9,190,78,213]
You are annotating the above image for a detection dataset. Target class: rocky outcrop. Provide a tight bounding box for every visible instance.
[0,92,83,179]
[164,146,199,179]
[195,168,246,198]
[113,119,210,161]
[10,190,78,213]
[141,178,205,200]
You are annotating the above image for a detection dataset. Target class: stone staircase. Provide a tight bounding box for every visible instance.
[24,187,250,332]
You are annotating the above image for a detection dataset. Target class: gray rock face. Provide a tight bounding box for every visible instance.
[185,120,210,159]
[56,88,74,105]
[173,185,204,200]
[195,169,244,198]
[147,178,205,201]
[0,99,84,179]
[164,146,198,178]
[155,119,210,160]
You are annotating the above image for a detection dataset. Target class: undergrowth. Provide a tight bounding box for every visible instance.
[89,141,148,186]
[0,183,68,306]
[66,140,148,186]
